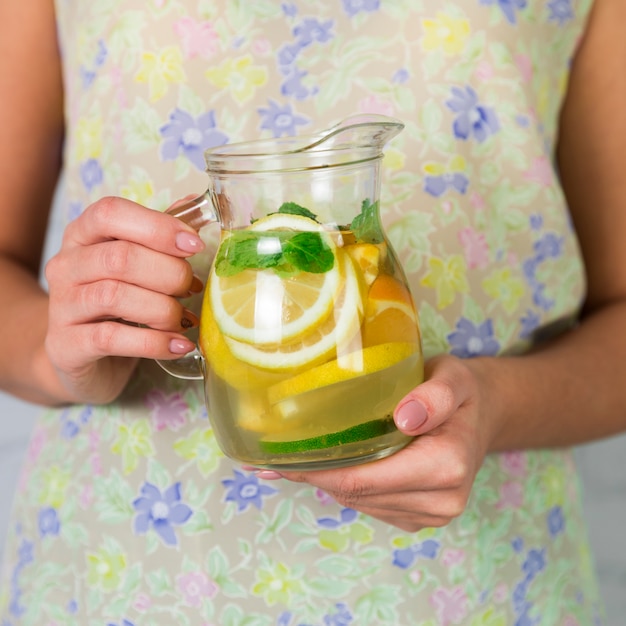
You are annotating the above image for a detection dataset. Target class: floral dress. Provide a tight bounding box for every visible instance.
[0,1,605,625]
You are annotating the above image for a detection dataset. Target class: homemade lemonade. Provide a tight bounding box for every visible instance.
[199,202,423,469]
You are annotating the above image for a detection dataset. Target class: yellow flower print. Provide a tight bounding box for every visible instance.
[135,46,186,102]
[541,465,566,508]
[173,427,223,477]
[383,147,406,171]
[38,465,71,509]
[111,419,155,474]
[470,606,507,626]
[75,116,103,161]
[252,561,303,606]
[481,267,525,313]
[421,13,471,55]
[87,546,127,591]
[120,177,154,205]
[420,255,469,309]
[205,55,268,104]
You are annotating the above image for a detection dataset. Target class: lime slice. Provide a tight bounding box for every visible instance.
[258,418,397,455]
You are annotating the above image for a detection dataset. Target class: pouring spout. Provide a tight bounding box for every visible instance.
[297,114,405,154]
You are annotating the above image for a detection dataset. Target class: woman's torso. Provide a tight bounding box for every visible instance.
[1,1,604,624]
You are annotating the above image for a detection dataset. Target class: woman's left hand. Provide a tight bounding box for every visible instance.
[260,354,495,532]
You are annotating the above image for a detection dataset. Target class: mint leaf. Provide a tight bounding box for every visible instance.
[277,202,318,221]
[214,230,333,276]
[350,199,383,244]
[283,232,334,274]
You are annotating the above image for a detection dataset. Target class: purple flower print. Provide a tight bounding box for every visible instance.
[160,108,228,171]
[447,318,500,358]
[293,18,334,47]
[446,86,499,143]
[282,3,298,18]
[258,100,308,138]
[342,0,380,18]
[522,548,546,581]
[277,42,303,68]
[107,621,135,626]
[144,389,188,432]
[222,469,277,512]
[392,539,440,569]
[533,232,563,262]
[547,0,573,25]
[324,602,354,626]
[519,308,541,339]
[547,505,565,538]
[80,158,103,192]
[317,507,358,529]
[281,67,311,100]
[132,482,193,547]
[392,68,410,84]
[424,172,469,198]
[38,507,60,538]
[479,0,528,25]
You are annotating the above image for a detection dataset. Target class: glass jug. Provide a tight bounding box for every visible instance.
[161,114,424,470]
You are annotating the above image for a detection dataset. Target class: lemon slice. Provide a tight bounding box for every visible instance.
[209,214,341,345]
[266,341,418,405]
[225,250,364,371]
[345,242,383,287]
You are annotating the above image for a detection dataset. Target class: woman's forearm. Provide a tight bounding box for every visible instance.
[474,300,626,452]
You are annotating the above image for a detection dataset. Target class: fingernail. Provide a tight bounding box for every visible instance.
[189,275,204,293]
[255,470,284,480]
[176,231,205,254]
[181,310,199,329]
[169,338,196,354]
[395,399,428,432]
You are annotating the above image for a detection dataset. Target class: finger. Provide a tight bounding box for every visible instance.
[47,321,196,367]
[394,356,474,437]
[51,281,198,332]
[62,197,205,257]
[47,240,198,297]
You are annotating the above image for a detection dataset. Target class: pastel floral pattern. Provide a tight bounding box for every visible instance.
[0,1,603,624]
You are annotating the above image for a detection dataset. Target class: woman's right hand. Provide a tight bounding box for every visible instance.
[44,196,205,405]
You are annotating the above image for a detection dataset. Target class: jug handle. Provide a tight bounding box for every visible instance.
[156,193,218,380]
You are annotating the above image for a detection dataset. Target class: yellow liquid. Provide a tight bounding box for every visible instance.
[200,229,424,470]
[205,351,423,470]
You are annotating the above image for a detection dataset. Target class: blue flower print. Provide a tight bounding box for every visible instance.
[342,0,380,18]
[293,18,334,47]
[519,308,541,339]
[324,602,353,626]
[446,86,499,143]
[281,67,312,100]
[132,482,193,547]
[317,507,358,529]
[392,539,440,569]
[277,42,303,68]
[258,100,309,137]
[107,621,135,626]
[80,158,103,192]
[160,108,228,171]
[547,0,573,25]
[222,470,278,512]
[547,506,565,538]
[533,232,563,262]
[424,171,469,198]
[282,3,298,18]
[447,318,500,358]
[392,68,410,84]
[38,507,60,538]
[522,548,546,582]
[479,0,528,25]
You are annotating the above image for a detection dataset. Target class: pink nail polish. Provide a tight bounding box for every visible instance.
[255,470,283,480]
[169,339,195,354]
[396,399,428,432]
[175,231,205,254]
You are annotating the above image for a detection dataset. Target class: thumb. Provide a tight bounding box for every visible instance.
[393,366,462,436]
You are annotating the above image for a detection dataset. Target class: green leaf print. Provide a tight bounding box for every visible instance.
[354,585,401,624]
[147,567,173,597]
[94,469,135,523]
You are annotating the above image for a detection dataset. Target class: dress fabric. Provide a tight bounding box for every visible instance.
[0,1,605,625]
